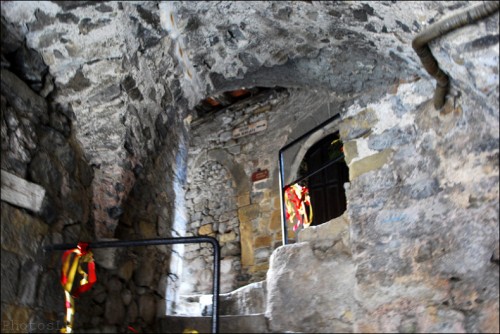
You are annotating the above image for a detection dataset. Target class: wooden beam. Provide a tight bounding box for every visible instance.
[1,170,46,213]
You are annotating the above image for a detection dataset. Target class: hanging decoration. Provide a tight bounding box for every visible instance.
[60,242,96,333]
[284,183,313,231]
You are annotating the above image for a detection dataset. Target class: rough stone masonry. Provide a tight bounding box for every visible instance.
[1,1,498,333]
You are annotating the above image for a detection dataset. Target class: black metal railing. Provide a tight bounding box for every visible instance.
[279,113,342,245]
[44,236,221,333]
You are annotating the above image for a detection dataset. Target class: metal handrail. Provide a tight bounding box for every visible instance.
[279,113,341,245]
[285,153,345,188]
[44,236,221,333]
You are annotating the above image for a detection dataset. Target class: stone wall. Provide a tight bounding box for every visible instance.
[1,1,188,240]
[1,3,191,332]
[1,39,94,333]
[265,11,499,333]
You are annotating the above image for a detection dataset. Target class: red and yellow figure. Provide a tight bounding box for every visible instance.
[284,183,313,231]
[60,242,96,333]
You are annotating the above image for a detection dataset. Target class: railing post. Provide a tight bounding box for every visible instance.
[209,237,220,334]
[279,149,288,245]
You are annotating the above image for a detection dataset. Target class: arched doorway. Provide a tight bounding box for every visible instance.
[299,132,349,226]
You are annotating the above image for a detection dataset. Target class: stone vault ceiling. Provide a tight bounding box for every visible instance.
[0,0,478,236]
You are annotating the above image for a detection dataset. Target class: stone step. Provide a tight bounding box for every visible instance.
[175,280,266,316]
[159,314,268,333]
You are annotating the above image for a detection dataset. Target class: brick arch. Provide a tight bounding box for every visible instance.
[183,159,240,294]
[190,148,250,196]
[182,149,252,297]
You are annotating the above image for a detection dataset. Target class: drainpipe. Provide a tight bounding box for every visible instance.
[412,1,499,110]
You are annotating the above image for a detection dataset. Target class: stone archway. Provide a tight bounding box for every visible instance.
[183,159,241,295]
[286,112,343,185]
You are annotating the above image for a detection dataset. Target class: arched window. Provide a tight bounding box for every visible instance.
[299,132,349,225]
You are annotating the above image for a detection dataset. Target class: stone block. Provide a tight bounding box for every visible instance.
[0,69,48,122]
[269,210,281,231]
[221,242,241,257]
[18,259,42,306]
[28,151,63,196]
[87,84,122,107]
[255,235,272,248]
[1,251,20,303]
[0,203,49,258]
[238,204,260,223]
[198,224,213,236]
[219,231,237,243]
[121,289,132,306]
[368,126,415,151]
[104,292,125,325]
[239,221,254,267]
[133,254,156,287]
[339,108,377,141]
[237,193,250,207]
[126,300,138,323]
[106,277,123,293]
[64,69,91,92]
[93,239,121,270]
[9,43,47,89]
[349,148,393,180]
[266,242,356,333]
[221,258,233,274]
[254,248,270,260]
[117,259,135,281]
[91,284,107,304]
[1,169,46,213]
[49,108,71,137]
[217,222,227,234]
[139,220,157,238]
[37,270,65,313]
[62,224,81,243]
[343,140,358,165]
[298,213,349,244]
[249,263,269,273]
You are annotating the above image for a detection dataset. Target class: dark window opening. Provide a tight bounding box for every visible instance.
[298,132,349,226]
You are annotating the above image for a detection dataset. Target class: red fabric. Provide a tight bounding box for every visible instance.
[286,187,303,227]
[60,242,96,298]
[73,261,96,298]
[77,242,90,255]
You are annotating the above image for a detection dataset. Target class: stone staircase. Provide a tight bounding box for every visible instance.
[159,214,353,333]
[159,281,269,333]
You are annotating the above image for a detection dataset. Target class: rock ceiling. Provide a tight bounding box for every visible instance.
[1,0,477,236]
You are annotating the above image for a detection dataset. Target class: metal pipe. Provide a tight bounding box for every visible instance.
[412,1,500,110]
[44,236,221,334]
